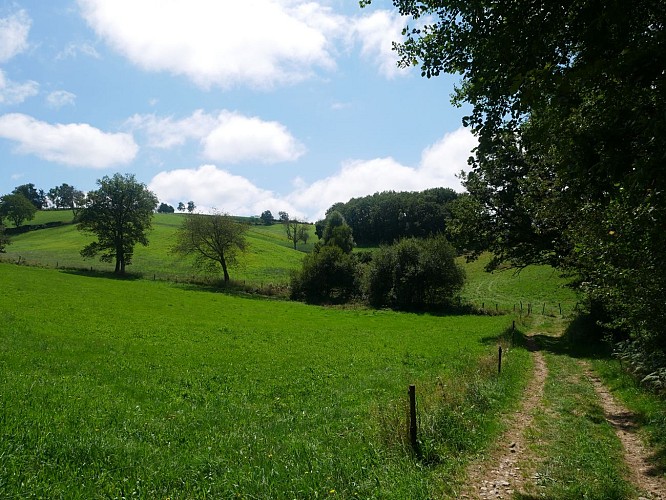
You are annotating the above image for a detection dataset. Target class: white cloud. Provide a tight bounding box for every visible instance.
[128,110,305,164]
[148,128,476,221]
[0,113,138,168]
[202,111,305,164]
[127,110,217,149]
[0,70,38,105]
[46,90,77,109]
[0,10,30,63]
[77,0,345,89]
[354,10,408,78]
[149,164,304,218]
[287,127,476,219]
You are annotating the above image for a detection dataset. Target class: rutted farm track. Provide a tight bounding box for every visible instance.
[461,331,666,499]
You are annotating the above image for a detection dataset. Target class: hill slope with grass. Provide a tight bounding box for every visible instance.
[1,211,314,285]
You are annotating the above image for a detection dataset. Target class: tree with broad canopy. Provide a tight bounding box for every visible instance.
[77,173,158,274]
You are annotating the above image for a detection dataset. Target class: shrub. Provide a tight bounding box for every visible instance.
[290,245,358,303]
[365,235,465,310]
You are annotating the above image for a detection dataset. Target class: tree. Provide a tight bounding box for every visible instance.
[0,193,37,227]
[290,245,357,303]
[321,211,354,254]
[177,202,186,212]
[365,236,465,310]
[369,0,666,366]
[187,201,196,213]
[171,212,249,282]
[157,202,175,213]
[260,210,274,225]
[77,173,158,274]
[278,211,289,223]
[284,219,310,249]
[48,183,84,211]
[12,183,45,209]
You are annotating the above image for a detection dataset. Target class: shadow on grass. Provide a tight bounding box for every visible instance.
[61,268,143,281]
[499,314,614,359]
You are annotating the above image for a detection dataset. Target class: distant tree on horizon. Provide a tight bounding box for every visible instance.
[0,193,37,228]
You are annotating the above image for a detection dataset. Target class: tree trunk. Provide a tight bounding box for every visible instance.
[220,257,230,282]
[115,242,124,274]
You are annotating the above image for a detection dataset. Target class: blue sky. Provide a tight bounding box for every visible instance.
[0,0,474,220]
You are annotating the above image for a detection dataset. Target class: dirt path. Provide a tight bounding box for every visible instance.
[462,337,548,499]
[583,362,666,499]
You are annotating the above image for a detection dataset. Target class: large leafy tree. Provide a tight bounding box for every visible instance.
[0,193,37,228]
[12,183,45,210]
[77,173,158,274]
[48,183,85,211]
[367,0,666,364]
[171,212,249,282]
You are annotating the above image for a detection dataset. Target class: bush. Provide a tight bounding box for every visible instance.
[365,235,465,310]
[290,245,358,304]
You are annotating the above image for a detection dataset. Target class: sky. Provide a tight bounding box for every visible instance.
[0,0,475,221]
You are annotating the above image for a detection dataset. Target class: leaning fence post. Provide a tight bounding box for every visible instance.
[498,346,503,375]
[409,385,418,455]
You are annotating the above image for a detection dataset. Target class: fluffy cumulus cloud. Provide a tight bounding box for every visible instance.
[287,127,476,218]
[354,9,408,78]
[128,110,305,164]
[202,111,305,164]
[149,164,304,218]
[0,70,38,105]
[0,113,138,168]
[149,127,476,220]
[0,10,31,63]
[77,0,345,89]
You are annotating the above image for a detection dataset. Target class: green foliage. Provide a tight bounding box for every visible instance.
[366,236,465,310]
[12,183,45,209]
[260,210,274,225]
[77,173,158,274]
[321,210,354,253]
[0,193,37,228]
[284,219,310,249]
[0,222,8,252]
[47,183,84,212]
[157,202,175,213]
[171,212,249,282]
[290,245,358,303]
[322,188,458,246]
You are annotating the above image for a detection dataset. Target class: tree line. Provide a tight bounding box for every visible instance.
[317,187,459,246]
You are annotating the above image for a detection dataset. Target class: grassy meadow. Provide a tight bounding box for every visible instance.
[3,209,621,498]
[1,211,313,286]
[1,263,530,498]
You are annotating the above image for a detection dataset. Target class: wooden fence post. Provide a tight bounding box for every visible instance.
[498,346,503,375]
[409,385,418,455]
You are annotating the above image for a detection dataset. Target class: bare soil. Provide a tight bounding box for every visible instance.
[461,337,548,499]
[583,362,666,499]
[460,336,666,499]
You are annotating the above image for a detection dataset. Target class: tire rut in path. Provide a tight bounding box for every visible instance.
[582,362,666,500]
[462,337,547,499]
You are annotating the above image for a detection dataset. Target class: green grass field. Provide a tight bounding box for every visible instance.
[10,209,659,498]
[0,263,530,498]
[1,211,312,286]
